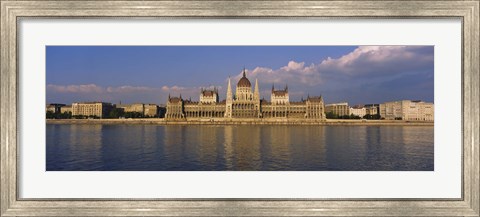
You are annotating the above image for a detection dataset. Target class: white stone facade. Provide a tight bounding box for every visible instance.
[350,107,366,118]
[380,100,434,121]
[166,69,325,121]
[72,102,113,118]
[325,102,349,116]
[200,88,219,104]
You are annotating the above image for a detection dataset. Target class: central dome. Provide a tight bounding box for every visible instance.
[237,70,251,87]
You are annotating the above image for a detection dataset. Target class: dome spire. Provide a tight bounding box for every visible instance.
[236,68,251,88]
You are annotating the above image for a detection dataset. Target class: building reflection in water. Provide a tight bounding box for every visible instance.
[195,125,220,170]
[261,126,292,170]
[97,124,154,170]
[162,125,188,170]
[232,126,262,170]
[223,125,234,170]
[47,124,103,170]
[288,126,327,170]
[46,124,433,171]
[396,126,433,170]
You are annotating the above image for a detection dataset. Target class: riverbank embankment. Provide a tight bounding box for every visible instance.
[46,118,434,126]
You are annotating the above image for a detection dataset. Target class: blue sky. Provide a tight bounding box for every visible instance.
[46,46,434,105]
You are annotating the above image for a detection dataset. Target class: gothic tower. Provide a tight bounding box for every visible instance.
[254,78,260,100]
[254,78,261,117]
[225,77,233,118]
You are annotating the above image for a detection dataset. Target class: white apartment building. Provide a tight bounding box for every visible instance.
[350,106,366,118]
[325,102,349,116]
[72,102,113,118]
[380,100,434,121]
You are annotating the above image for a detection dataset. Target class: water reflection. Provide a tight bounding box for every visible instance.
[46,124,434,171]
[223,125,234,170]
[47,124,103,170]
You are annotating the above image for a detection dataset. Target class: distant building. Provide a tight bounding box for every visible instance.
[183,87,225,119]
[46,103,65,113]
[227,71,261,118]
[60,105,72,114]
[117,103,161,117]
[118,103,144,113]
[199,88,219,104]
[165,96,185,119]
[349,105,366,118]
[271,85,289,105]
[364,104,380,115]
[165,69,325,120]
[325,102,349,117]
[72,102,113,118]
[144,104,159,117]
[305,96,325,119]
[380,100,434,121]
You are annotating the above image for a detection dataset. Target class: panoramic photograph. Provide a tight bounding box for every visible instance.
[46,46,434,171]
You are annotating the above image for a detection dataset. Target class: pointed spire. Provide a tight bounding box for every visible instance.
[242,67,246,77]
[179,94,182,99]
[272,83,275,92]
[285,84,288,91]
[225,76,233,118]
[226,76,232,102]
[168,93,171,99]
[254,78,260,100]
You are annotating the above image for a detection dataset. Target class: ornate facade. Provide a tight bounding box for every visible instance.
[165,69,326,121]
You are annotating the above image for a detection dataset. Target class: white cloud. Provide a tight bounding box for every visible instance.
[233,61,320,86]
[231,46,433,88]
[106,86,157,93]
[48,84,162,94]
[161,85,188,92]
[47,46,433,104]
[319,46,433,76]
[47,84,104,93]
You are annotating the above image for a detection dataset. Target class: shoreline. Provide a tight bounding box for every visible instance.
[46,118,434,126]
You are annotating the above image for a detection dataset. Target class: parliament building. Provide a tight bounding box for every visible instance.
[165,70,326,121]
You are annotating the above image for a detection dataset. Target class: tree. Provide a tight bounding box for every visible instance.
[46,111,55,119]
[363,114,381,120]
[349,114,361,119]
[73,115,86,119]
[124,112,144,119]
[58,111,72,119]
[108,108,124,119]
[326,111,338,119]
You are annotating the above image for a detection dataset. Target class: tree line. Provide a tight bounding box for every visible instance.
[46,109,160,119]
[325,111,381,120]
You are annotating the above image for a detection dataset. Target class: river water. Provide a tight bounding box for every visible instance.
[46,124,434,171]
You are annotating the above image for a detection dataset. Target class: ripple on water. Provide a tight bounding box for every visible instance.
[46,124,434,171]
